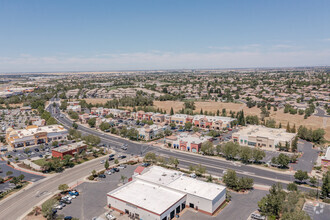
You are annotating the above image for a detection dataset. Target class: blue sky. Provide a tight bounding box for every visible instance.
[0,0,329,72]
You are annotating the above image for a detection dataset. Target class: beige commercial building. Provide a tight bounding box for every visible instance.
[6,125,68,148]
[232,125,296,149]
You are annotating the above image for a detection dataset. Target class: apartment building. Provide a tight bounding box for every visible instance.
[6,125,68,148]
[232,125,296,149]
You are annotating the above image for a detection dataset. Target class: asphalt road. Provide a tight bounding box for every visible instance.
[50,104,299,186]
[315,107,330,118]
[0,153,128,220]
[0,103,315,220]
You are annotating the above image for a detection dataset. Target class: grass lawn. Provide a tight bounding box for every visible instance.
[33,158,48,167]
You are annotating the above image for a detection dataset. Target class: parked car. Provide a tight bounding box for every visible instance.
[109,154,115,158]
[100,160,105,164]
[64,216,72,220]
[34,148,39,152]
[190,173,197,178]
[142,163,150,167]
[118,164,127,169]
[69,191,79,196]
[98,174,106,178]
[105,213,116,220]
[121,146,127,150]
[118,155,126,159]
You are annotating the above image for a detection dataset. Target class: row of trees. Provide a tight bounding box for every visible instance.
[205,142,266,164]
[222,169,254,191]
[258,183,310,219]
[297,126,325,144]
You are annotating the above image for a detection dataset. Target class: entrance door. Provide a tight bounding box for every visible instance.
[181,202,186,210]
[176,205,180,213]
[170,210,175,219]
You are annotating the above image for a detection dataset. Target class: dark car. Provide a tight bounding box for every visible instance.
[13,149,17,152]
[113,168,119,172]
[118,155,126,159]
[109,154,115,158]
[34,148,39,152]
[142,163,150,167]
[64,216,73,220]
[98,174,106,178]
[109,157,114,161]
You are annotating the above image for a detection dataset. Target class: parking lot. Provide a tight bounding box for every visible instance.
[0,108,33,132]
[180,189,268,220]
[303,201,330,220]
[0,160,44,192]
[291,140,318,172]
[57,164,138,220]
[4,140,77,162]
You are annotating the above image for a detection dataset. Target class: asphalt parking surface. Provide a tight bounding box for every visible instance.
[0,160,44,191]
[291,140,318,173]
[57,164,138,220]
[180,189,268,220]
[303,202,330,220]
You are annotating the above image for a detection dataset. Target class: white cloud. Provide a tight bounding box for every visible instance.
[0,49,329,72]
[272,44,294,49]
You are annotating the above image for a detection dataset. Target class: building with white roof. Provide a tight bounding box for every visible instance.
[232,125,296,149]
[107,166,226,219]
[6,125,68,148]
[321,146,330,167]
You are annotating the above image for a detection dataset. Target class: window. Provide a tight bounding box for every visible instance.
[189,203,194,208]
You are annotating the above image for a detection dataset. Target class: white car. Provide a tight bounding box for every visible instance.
[189,173,197,178]
[100,160,105,164]
[105,213,116,220]
[64,195,72,201]
[55,204,63,210]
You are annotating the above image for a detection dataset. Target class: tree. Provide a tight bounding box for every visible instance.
[291,136,298,152]
[169,122,176,129]
[42,198,57,219]
[287,183,298,191]
[184,122,192,130]
[99,122,110,131]
[72,122,78,129]
[46,117,57,125]
[105,160,109,170]
[170,107,174,115]
[321,171,330,199]
[309,176,317,186]
[6,170,13,177]
[88,118,96,127]
[238,176,254,190]
[194,164,206,176]
[294,170,309,183]
[222,142,240,159]
[252,148,266,163]
[10,174,25,187]
[121,175,127,183]
[258,183,286,218]
[200,141,214,155]
[277,153,290,168]
[127,128,139,140]
[58,184,69,192]
[144,152,157,163]
[223,169,238,190]
[114,159,119,164]
[207,175,213,182]
[91,169,97,177]
[168,157,179,168]
[239,146,252,163]
[286,122,291,132]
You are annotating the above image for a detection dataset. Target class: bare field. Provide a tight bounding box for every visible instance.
[153,101,244,114]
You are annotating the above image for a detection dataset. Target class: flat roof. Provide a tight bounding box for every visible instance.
[136,166,226,200]
[52,141,86,153]
[168,176,226,200]
[233,125,296,142]
[108,180,185,215]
